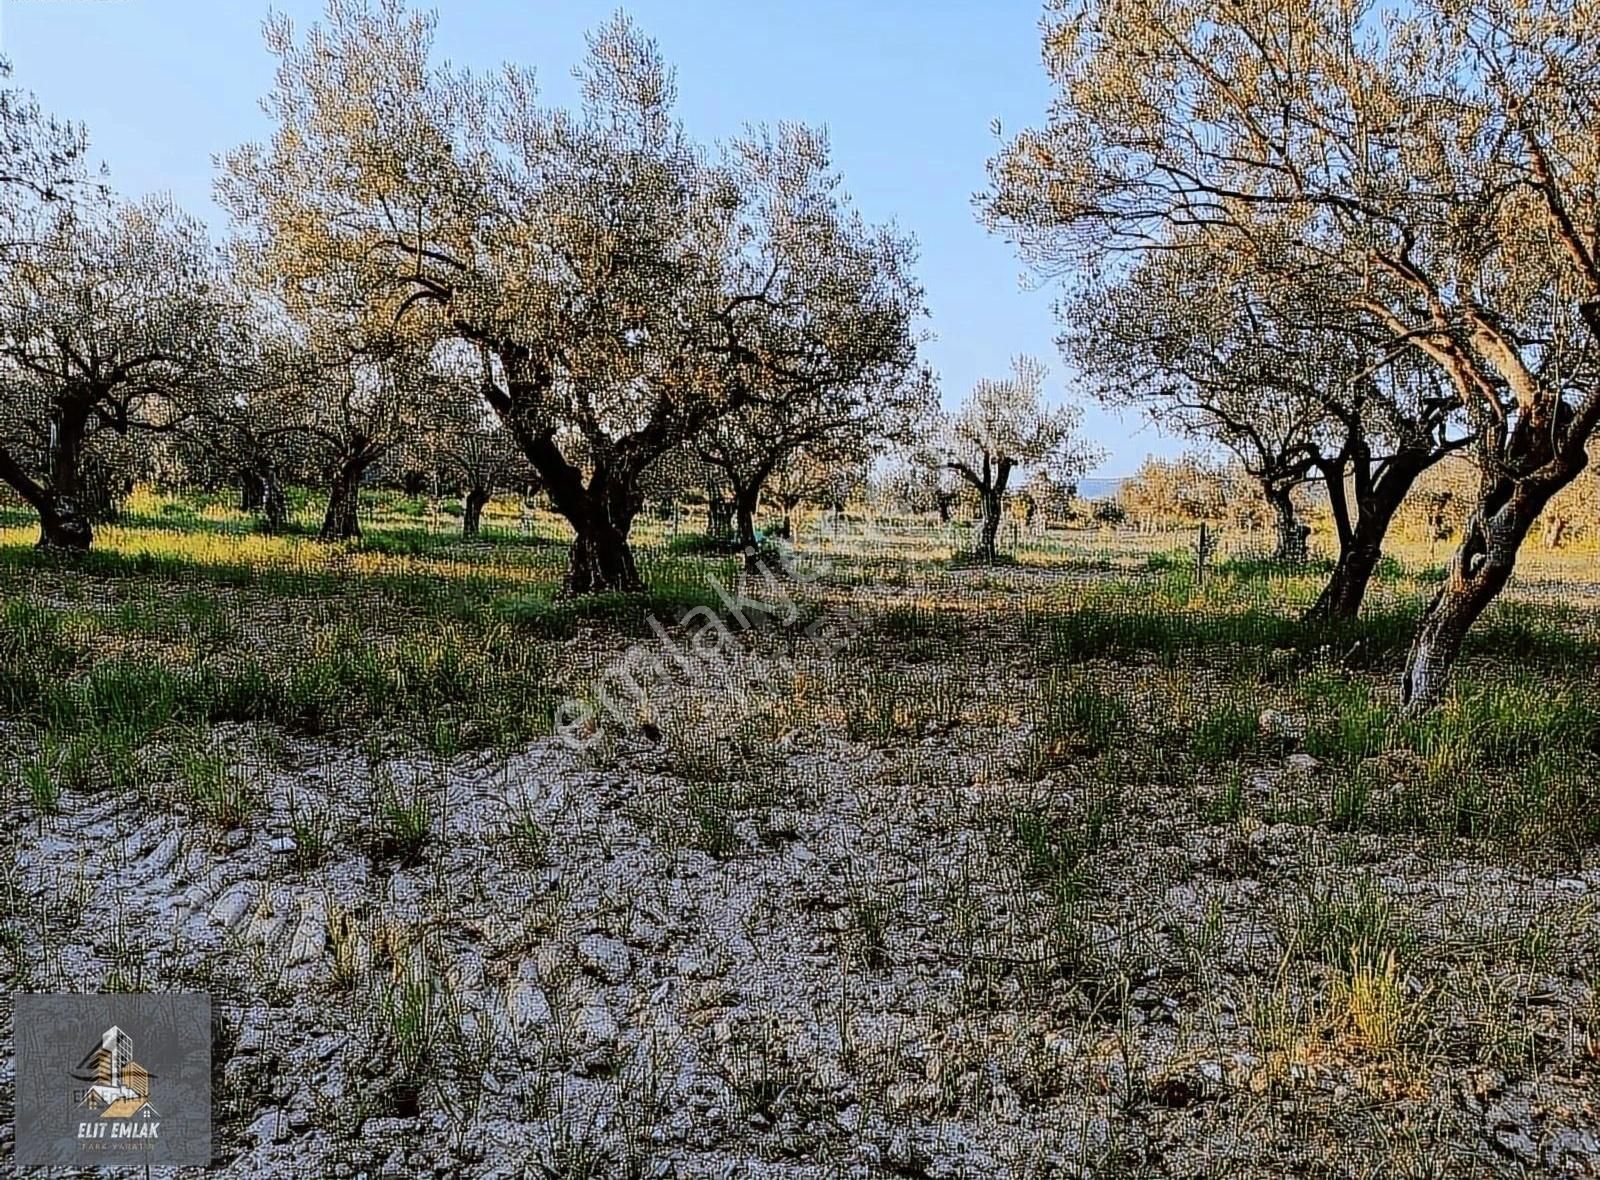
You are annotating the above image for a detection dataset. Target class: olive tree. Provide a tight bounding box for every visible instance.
[426,348,535,537]
[886,445,965,523]
[221,3,920,593]
[1021,467,1077,527]
[1071,241,1468,611]
[0,63,113,539]
[180,322,313,533]
[692,349,932,559]
[305,340,428,541]
[1069,249,1331,563]
[0,197,224,548]
[1117,454,1236,529]
[690,123,928,560]
[767,445,870,538]
[937,356,1102,562]
[0,57,100,253]
[982,0,1600,708]
[247,252,439,542]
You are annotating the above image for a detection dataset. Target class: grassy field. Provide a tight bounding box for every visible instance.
[3,488,1599,1177]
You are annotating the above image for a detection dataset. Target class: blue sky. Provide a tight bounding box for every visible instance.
[1,0,1175,476]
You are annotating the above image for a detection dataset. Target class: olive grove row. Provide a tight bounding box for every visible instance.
[3,0,1597,711]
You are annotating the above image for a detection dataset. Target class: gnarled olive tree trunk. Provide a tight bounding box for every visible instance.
[462,486,490,537]
[320,455,370,541]
[1305,447,1434,623]
[0,399,98,550]
[977,487,1004,562]
[1265,483,1309,564]
[516,429,644,594]
[1305,512,1391,624]
[241,471,265,512]
[564,471,643,594]
[1402,466,1573,711]
[734,485,761,555]
[1401,422,1586,711]
[727,456,786,566]
[261,470,288,534]
[776,495,802,539]
[954,454,1015,564]
[0,444,92,550]
[1401,303,1600,710]
[483,363,656,594]
[244,464,289,533]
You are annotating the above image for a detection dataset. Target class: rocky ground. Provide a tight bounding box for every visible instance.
[3,559,1599,1178]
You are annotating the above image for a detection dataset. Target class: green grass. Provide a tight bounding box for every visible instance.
[372,769,435,867]
[15,740,67,813]
[1287,672,1600,850]
[1020,675,1130,775]
[373,955,444,1117]
[1189,700,1262,763]
[1302,675,1390,763]
[1198,767,1250,824]
[868,602,948,661]
[288,790,335,868]
[5,486,1600,867]
[175,742,257,829]
[1279,874,1420,969]
[1398,678,1600,770]
[996,787,1120,906]
[1034,594,1418,667]
[1,601,558,753]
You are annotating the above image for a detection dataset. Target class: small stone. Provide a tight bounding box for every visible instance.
[210,885,254,928]
[144,831,182,874]
[1285,753,1321,773]
[676,950,718,980]
[1488,1101,1539,1162]
[506,962,552,1030]
[270,835,298,855]
[288,906,326,964]
[225,828,250,850]
[234,1018,266,1054]
[1547,1128,1600,1169]
[383,871,426,923]
[571,999,620,1073]
[361,1117,416,1140]
[575,933,631,983]
[245,1110,290,1147]
[1258,708,1308,742]
[1493,1125,1539,1162]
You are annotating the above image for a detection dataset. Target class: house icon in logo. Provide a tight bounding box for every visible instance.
[74,1026,159,1120]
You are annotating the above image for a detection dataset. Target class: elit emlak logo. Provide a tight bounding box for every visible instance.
[72,1024,163,1137]
[13,992,212,1167]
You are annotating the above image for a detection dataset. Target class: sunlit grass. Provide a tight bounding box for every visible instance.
[5,486,1600,861]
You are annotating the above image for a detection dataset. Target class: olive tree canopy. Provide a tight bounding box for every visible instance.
[0,198,226,548]
[221,1,923,593]
[937,356,1103,562]
[982,0,1600,707]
